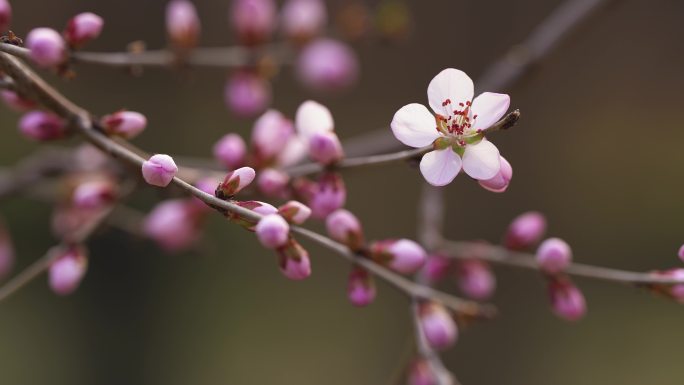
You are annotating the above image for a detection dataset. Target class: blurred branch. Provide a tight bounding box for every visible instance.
[339,0,619,156]
[0,147,75,199]
[0,42,291,70]
[440,241,684,285]
[0,50,494,317]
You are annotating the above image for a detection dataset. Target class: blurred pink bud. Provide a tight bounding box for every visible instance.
[294,173,346,219]
[408,360,437,385]
[0,221,14,279]
[256,214,290,249]
[504,211,547,250]
[295,99,334,138]
[0,0,12,32]
[277,136,308,167]
[18,110,67,141]
[281,0,327,42]
[216,166,256,198]
[100,110,147,138]
[326,209,364,251]
[72,180,116,209]
[549,279,586,321]
[144,199,200,251]
[142,154,178,187]
[457,260,496,300]
[251,109,295,162]
[243,200,278,216]
[49,246,88,296]
[421,255,451,283]
[191,177,218,211]
[213,133,246,169]
[1,90,36,111]
[419,302,458,350]
[64,12,104,48]
[479,156,512,193]
[308,130,344,165]
[230,0,276,45]
[536,237,572,274]
[278,201,311,224]
[678,244,684,263]
[297,38,359,92]
[347,267,375,307]
[371,239,426,274]
[166,0,200,50]
[277,239,311,280]
[26,28,66,68]
[257,168,290,197]
[74,144,109,171]
[225,72,272,118]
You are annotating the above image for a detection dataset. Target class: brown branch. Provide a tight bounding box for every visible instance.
[0,50,493,317]
[440,241,684,286]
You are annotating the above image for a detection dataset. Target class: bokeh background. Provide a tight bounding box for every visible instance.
[1,0,684,384]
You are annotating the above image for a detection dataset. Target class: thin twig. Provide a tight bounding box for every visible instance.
[440,241,684,285]
[0,51,493,317]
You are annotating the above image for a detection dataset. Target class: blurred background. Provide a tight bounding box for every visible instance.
[1,0,684,384]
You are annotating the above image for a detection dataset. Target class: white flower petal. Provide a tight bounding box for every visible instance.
[427,68,474,116]
[419,149,462,186]
[471,92,510,130]
[295,100,334,138]
[462,140,501,180]
[390,103,440,148]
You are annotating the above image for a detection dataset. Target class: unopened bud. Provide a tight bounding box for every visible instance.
[418,302,458,350]
[277,239,311,280]
[308,130,344,165]
[26,28,66,68]
[142,154,178,187]
[230,0,276,45]
[294,173,346,219]
[548,278,587,321]
[536,237,572,274]
[370,239,426,274]
[420,255,451,283]
[281,0,327,43]
[72,180,116,209]
[297,39,359,92]
[295,99,334,138]
[251,109,295,164]
[504,211,547,250]
[64,12,104,48]
[479,156,512,193]
[144,199,201,252]
[1,90,36,111]
[257,168,290,197]
[49,246,88,296]
[408,359,437,385]
[0,0,12,32]
[166,0,200,50]
[18,110,67,141]
[213,133,246,169]
[325,209,364,251]
[225,72,272,118]
[278,201,311,224]
[457,260,495,300]
[100,110,147,139]
[256,214,290,249]
[216,166,256,198]
[678,244,684,263]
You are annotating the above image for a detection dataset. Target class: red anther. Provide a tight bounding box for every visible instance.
[458,102,464,107]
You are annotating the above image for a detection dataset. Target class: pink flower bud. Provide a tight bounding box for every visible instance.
[144,199,200,251]
[216,166,256,198]
[26,28,66,68]
[276,240,311,280]
[0,221,14,279]
[479,156,512,193]
[0,0,12,32]
[251,109,295,162]
[256,214,290,249]
[326,209,364,251]
[100,110,147,139]
[420,255,451,284]
[297,38,359,92]
[652,269,684,303]
[504,211,547,250]
[230,0,276,45]
[49,246,88,296]
[294,173,346,219]
[371,239,427,274]
[536,237,572,274]
[225,72,272,118]
[213,133,246,169]
[278,201,311,224]
[281,0,327,42]
[549,279,586,321]
[72,180,116,209]
[190,177,219,210]
[166,0,200,50]
[419,302,458,350]
[1,90,36,111]
[295,99,334,138]
[308,130,344,165]
[64,12,104,48]
[244,200,278,216]
[18,110,67,141]
[347,267,375,307]
[74,144,110,171]
[678,244,684,263]
[142,154,178,187]
[408,359,437,385]
[257,168,290,197]
[457,260,496,300]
